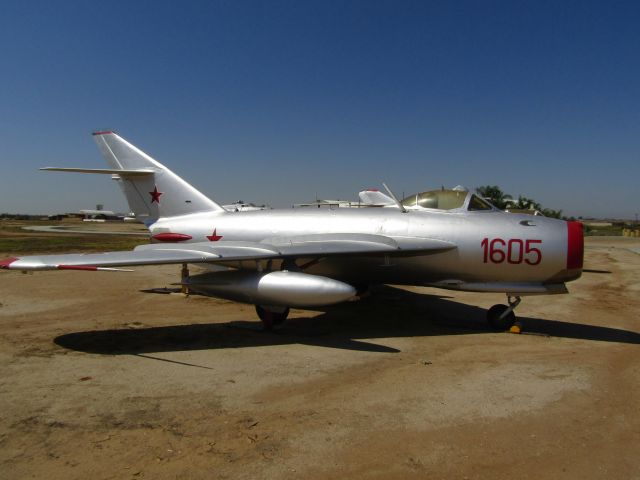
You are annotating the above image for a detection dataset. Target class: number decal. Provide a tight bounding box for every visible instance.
[524,239,542,265]
[507,239,523,264]
[481,238,542,265]
[481,237,489,263]
[490,238,506,263]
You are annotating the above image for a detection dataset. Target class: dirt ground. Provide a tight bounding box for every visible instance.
[1,236,639,479]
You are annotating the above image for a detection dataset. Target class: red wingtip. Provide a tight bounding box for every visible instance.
[0,257,18,269]
[92,130,114,136]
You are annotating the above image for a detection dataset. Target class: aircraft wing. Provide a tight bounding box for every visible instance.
[0,234,455,271]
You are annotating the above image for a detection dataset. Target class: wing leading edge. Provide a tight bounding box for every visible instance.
[0,235,455,271]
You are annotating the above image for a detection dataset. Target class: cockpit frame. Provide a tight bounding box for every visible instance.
[400,189,496,213]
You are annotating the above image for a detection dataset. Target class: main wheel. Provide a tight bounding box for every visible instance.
[255,305,290,331]
[487,304,516,331]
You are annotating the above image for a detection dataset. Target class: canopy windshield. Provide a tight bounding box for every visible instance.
[400,189,495,211]
[467,194,493,211]
[401,189,468,210]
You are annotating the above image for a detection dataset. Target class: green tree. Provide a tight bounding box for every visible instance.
[475,185,513,210]
[512,195,541,211]
[541,208,563,219]
[476,187,565,218]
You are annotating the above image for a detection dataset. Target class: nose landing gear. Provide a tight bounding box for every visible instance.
[487,295,521,331]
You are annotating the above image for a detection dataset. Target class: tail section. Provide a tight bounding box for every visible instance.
[91,131,224,223]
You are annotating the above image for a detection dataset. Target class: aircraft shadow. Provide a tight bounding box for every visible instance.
[54,286,640,355]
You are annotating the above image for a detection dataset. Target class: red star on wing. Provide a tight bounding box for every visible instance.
[207,228,223,242]
[149,186,163,204]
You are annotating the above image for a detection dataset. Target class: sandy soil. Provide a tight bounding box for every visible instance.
[1,237,639,479]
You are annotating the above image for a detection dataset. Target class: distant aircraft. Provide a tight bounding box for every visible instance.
[222,201,270,212]
[0,132,583,330]
[358,189,395,207]
[293,190,394,209]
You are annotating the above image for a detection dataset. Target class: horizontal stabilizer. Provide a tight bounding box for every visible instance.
[41,167,155,176]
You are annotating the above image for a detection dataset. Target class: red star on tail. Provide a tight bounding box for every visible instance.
[149,186,163,204]
[207,228,223,242]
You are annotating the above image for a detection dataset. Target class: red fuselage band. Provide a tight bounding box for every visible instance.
[567,221,584,270]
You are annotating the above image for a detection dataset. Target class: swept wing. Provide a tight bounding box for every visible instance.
[1,234,456,271]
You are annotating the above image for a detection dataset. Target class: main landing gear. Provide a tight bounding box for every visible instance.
[180,263,190,295]
[487,295,521,331]
[255,305,290,331]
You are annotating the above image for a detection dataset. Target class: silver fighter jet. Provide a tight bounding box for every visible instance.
[0,132,584,330]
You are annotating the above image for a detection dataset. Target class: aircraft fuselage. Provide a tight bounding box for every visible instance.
[149,207,582,290]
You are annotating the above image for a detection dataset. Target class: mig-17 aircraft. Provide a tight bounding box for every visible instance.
[0,132,583,330]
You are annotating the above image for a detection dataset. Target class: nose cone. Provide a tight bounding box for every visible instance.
[566,221,584,279]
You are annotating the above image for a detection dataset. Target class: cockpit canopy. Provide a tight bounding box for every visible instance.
[400,189,494,212]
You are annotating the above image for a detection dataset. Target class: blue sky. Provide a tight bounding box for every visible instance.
[0,0,638,218]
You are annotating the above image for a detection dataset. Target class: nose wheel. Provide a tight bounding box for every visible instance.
[487,296,521,331]
[255,305,290,331]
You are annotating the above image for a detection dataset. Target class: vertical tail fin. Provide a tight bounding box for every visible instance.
[92,131,224,223]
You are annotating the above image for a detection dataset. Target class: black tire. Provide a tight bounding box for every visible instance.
[255,305,290,331]
[487,304,516,331]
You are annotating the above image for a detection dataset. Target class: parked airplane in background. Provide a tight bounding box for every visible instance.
[293,189,395,209]
[0,132,583,330]
[222,200,270,212]
[358,189,395,207]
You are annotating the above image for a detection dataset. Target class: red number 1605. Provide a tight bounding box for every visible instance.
[481,238,542,265]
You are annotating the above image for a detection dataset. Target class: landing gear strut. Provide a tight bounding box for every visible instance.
[255,305,290,331]
[487,295,521,331]
[180,263,190,295]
